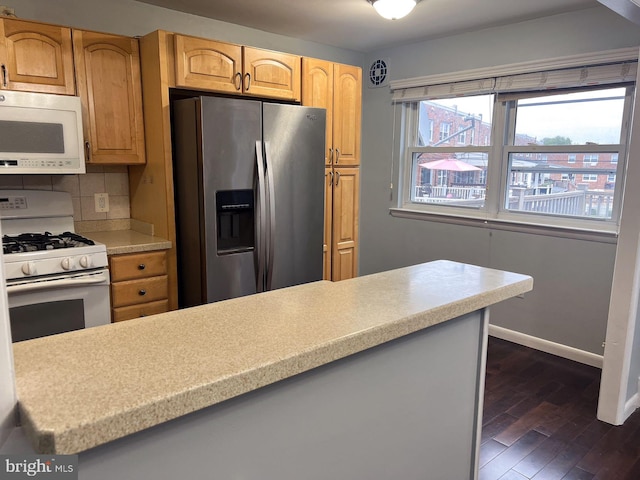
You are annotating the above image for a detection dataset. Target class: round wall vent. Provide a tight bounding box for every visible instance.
[368,59,389,88]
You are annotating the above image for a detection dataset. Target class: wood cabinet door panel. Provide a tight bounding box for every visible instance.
[302,58,334,166]
[111,275,169,307]
[112,300,169,322]
[74,30,145,164]
[324,168,333,280]
[174,34,242,93]
[335,248,357,282]
[109,251,168,282]
[0,19,75,94]
[333,64,362,166]
[332,168,359,281]
[243,47,300,101]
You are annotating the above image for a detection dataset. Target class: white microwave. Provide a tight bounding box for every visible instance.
[0,90,85,174]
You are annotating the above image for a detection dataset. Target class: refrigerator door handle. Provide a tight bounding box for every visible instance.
[264,141,277,291]
[255,140,268,292]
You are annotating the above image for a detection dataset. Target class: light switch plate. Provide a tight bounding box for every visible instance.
[95,193,109,213]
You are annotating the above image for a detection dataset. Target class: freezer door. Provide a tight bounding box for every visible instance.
[173,96,263,306]
[263,103,326,290]
[200,97,263,303]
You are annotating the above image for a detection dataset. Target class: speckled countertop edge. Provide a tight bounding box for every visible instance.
[12,261,533,454]
[82,230,171,255]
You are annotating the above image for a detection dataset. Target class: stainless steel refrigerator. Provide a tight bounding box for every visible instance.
[172,96,326,307]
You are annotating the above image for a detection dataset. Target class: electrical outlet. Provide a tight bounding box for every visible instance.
[94,193,109,213]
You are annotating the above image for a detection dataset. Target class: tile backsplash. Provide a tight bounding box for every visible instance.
[0,165,130,222]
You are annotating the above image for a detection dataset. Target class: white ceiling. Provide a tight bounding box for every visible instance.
[135,0,601,52]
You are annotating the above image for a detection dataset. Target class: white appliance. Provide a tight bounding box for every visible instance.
[0,190,110,342]
[0,90,85,174]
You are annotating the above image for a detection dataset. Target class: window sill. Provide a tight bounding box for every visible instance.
[389,207,619,244]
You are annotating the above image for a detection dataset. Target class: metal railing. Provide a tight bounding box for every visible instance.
[414,185,614,218]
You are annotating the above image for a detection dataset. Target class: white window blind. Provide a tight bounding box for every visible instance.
[391,61,637,103]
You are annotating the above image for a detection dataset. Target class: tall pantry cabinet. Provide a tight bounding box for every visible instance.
[302,59,361,281]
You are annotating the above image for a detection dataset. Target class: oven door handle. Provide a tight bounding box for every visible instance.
[6,271,110,294]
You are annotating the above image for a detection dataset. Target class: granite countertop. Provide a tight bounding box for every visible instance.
[12,260,533,455]
[83,230,171,255]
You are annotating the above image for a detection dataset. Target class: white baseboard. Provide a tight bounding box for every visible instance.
[488,325,604,368]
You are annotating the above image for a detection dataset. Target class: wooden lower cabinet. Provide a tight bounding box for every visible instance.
[109,250,169,322]
[325,167,359,281]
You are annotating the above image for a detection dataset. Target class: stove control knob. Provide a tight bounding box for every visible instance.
[61,257,74,270]
[21,262,36,276]
[79,256,92,268]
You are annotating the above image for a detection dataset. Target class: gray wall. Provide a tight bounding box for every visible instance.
[10,0,362,66]
[360,6,640,355]
[629,295,640,402]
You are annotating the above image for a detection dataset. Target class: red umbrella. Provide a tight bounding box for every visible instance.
[419,158,481,172]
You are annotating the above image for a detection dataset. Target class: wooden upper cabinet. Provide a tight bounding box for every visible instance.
[333,64,362,167]
[0,18,75,94]
[243,47,300,101]
[302,58,334,166]
[302,60,361,167]
[172,34,300,101]
[174,34,242,94]
[73,30,146,165]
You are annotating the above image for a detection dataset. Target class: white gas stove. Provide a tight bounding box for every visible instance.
[1,190,108,280]
[0,190,111,342]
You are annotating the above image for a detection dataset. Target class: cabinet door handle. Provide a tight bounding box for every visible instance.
[244,73,251,91]
[329,148,333,165]
[1,64,7,87]
[328,171,333,186]
[335,171,340,186]
[138,289,147,296]
[84,141,91,162]
[234,72,242,91]
[335,148,341,164]
[138,263,146,270]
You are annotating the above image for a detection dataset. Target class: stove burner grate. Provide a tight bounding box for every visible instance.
[2,231,95,255]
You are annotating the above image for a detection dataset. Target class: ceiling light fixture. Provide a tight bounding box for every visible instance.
[368,0,418,20]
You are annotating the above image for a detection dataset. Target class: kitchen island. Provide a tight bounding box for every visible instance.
[8,260,532,479]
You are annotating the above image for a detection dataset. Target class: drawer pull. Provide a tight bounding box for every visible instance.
[138,263,146,270]
[138,289,147,296]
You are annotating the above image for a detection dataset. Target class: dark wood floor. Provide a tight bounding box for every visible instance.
[480,337,640,480]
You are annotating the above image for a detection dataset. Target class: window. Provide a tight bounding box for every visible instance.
[408,95,493,207]
[584,154,599,166]
[396,68,634,231]
[504,88,626,223]
[439,122,451,142]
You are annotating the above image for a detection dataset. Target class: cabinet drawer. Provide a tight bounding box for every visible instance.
[109,251,167,281]
[112,300,169,322]
[111,275,168,307]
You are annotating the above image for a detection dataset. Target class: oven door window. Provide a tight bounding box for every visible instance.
[10,299,85,342]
